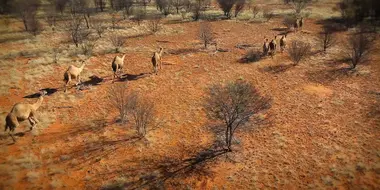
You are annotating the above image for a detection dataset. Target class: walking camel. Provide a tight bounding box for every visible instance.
[5,90,47,142]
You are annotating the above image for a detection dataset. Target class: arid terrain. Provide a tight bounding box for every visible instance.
[0,0,379,189]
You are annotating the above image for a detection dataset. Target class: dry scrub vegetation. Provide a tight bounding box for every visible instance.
[0,0,379,189]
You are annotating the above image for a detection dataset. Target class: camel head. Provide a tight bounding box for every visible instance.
[40,90,47,97]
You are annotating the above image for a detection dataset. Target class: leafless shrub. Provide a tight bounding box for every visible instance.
[204,80,271,151]
[156,0,171,16]
[66,16,91,47]
[46,0,59,31]
[132,7,146,25]
[199,22,213,49]
[81,39,97,56]
[291,0,311,15]
[251,5,261,18]
[148,15,162,33]
[234,0,246,17]
[345,32,374,69]
[192,0,207,20]
[12,0,40,32]
[94,0,106,12]
[217,0,235,18]
[127,92,155,137]
[93,20,106,38]
[263,8,274,22]
[287,40,311,65]
[107,83,129,123]
[27,17,42,36]
[240,49,262,63]
[171,0,185,14]
[110,12,122,29]
[317,27,336,52]
[110,33,125,53]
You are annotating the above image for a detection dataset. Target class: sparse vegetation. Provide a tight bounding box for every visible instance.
[199,21,213,49]
[288,40,311,65]
[317,27,336,52]
[127,92,155,137]
[345,32,374,69]
[110,33,126,53]
[204,80,271,151]
[107,83,130,124]
[263,8,274,22]
[251,5,261,18]
[148,15,162,33]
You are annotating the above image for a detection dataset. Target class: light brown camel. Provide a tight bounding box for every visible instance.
[5,90,47,142]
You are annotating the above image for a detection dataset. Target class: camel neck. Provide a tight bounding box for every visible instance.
[32,96,44,110]
[159,49,163,56]
[79,63,85,71]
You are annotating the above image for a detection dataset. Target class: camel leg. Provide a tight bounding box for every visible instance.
[65,74,71,93]
[76,75,81,86]
[28,117,36,131]
[9,132,16,143]
[8,115,18,143]
[159,58,162,70]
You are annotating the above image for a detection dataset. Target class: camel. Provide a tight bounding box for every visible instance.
[263,38,270,56]
[280,34,287,52]
[64,60,86,92]
[299,17,304,31]
[112,54,126,82]
[151,47,164,75]
[5,90,47,142]
[269,36,277,55]
[294,18,300,32]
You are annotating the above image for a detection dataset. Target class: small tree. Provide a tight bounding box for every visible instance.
[12,0,41,32]
[345,32,374,69]
[110,32,125,52]
[127,92,155,137]
[108,83,129,123]
[204,80,271,151]
[263,8,274,22]
[94,0,106,12]
[171,0,184,14]
[66,16,91,47]
[27,17,42,36]
[290,0,311,15]
[217,0,236,19]
[251,5,261,18]
[93,19,106,38]
[317,27,336,52]
[234,0,245,17]
[199,22,213,49]
[287,40,311,65]
[191,0,206,20]
[133,7,146,25]
[148,15,162,33]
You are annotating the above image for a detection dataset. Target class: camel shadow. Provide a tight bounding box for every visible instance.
[82,75,104,86]
[119,73,149,82]
[23,88,58,98]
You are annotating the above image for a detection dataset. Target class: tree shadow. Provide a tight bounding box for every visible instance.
[168,48,200,55]
[259,64,294,74]
[125,33,152,39]
[315,17,348,32]
[99,147,228,190]
[23,88,58,98]
[306,67,351,84]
